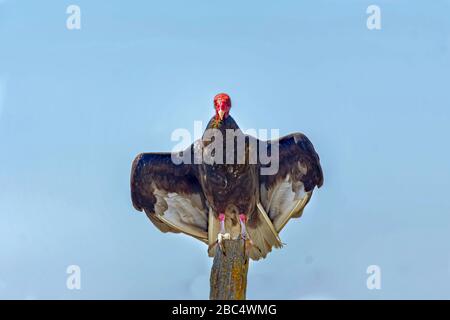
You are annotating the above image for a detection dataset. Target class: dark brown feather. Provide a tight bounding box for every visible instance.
[130,152,204,212]
[260,133,323,193]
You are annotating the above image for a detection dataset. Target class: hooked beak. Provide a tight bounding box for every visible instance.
[218,109,225,120]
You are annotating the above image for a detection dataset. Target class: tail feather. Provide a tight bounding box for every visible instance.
[208,208,220,257]
[247,203,283,260]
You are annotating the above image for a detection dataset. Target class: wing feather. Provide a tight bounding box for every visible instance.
[130,151,209,243]
[259,133,323,232]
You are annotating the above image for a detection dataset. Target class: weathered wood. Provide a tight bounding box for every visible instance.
[209,239,249,300]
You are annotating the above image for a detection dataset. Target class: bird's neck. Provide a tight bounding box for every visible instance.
[208,115,239,131]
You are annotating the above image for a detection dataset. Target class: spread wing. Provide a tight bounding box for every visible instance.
[130,151,209,243]
[259,133,323,233]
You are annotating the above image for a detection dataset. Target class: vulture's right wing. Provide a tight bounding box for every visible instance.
[130,152,209,243]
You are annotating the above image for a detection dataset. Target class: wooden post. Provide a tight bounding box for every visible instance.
[209,239,249,300]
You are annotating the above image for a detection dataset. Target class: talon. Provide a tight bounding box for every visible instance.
[209,239,226,256]
[217,233,230,256]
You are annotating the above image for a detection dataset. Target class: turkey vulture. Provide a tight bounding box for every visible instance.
[130,93,323,260]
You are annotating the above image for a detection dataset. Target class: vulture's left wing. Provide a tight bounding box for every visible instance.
[131,152,209,243]
[259,133,323,233]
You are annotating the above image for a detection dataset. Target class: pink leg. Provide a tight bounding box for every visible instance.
[214,213,228,255]
[219,213,226,234]
[239,214,248,239]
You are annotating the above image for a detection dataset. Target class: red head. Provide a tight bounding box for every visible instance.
[214,93,231,121]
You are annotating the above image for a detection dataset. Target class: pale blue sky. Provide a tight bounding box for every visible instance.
[1,0,450,299]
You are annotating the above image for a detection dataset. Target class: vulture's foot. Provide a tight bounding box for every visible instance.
[239,214,249,240]
[239,214,262,256]
[208,235,230,257]
[217,213,230,255]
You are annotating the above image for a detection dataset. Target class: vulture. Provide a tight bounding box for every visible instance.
[130,93,323,260]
